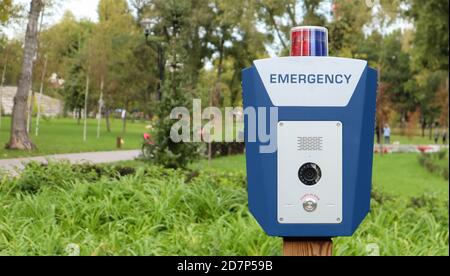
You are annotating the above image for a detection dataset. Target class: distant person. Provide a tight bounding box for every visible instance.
[434,128,440,144]
[383,124,391,145]
[443,129,448,145]
[375,126,381,144]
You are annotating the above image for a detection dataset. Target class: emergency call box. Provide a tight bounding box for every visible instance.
[242,26,378,238]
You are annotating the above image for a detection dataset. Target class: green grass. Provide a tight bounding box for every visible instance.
[191,153,449,199]
[373,153,449,199]
[0,161,447,256]
[0,133,448,256]
[0,117,149,159]
[0,164,281,256]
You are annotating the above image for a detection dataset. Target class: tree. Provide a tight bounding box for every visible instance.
[0,0,19,26]
[405,0,449,72]
[0,39,23,86]
[140,0,203,168]
[63,62,87,124]
[256,0,326,55]
[39,11,94,122]
[6,0,45,150]
[92,0,144,132]
[328,0,373,57]
[405,0,449,137]
[380,31,414,117]
[436,79,449,129]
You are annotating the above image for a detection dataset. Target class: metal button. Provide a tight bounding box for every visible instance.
[303,199,318,212]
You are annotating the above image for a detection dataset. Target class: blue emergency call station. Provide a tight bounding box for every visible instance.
[242,26,378,237]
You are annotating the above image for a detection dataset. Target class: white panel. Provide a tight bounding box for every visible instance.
[277,121,343,224]
[254,57,367,107]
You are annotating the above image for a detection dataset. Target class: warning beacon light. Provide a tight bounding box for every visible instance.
[291,26,329,57]
[242,26,378,238]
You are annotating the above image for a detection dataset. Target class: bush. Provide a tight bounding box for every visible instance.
[4,161,137,195]
[210,142,245,158]
[0,163,448,256]
[418,151,449,180]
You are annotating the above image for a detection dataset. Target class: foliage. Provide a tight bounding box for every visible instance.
[0,39,23,86]
[418,151,449,181]
[0,161,447,256]
[138,0,206,169]
[141,63,201,169]
[404,0,449,72]
[0,0,20,26]
[334,193,448,256]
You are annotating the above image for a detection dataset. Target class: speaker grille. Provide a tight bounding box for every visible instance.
[297,137,323,151]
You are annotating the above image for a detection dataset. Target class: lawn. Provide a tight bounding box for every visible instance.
[373,153,449,199]
[0,155,447,256]
[0,117,149,159]
[192,153,449,199]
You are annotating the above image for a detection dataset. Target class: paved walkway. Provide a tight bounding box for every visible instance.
[0,150,141,175]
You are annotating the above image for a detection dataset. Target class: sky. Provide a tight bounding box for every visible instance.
[53,0,100,22]
[4,0,412,42]
[4,0,100,38]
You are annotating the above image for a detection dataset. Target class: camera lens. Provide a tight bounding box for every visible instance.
[298,163,322,186]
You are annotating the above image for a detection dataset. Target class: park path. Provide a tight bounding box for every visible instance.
[0,150,141,176]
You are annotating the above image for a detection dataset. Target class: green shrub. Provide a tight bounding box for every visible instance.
[4,161,137,195]
[418,151,449,180]
[0,163,447,256]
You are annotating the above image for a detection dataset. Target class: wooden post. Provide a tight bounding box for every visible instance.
[97,77,104,139]
[35,55,48,136]
[0,56,7,130]
[283,238,333,256]
[116,137,122,149]
[83,75,90,142]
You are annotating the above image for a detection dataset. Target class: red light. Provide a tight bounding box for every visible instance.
[290,26,329,57]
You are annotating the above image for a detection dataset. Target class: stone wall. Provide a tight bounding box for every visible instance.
[0,86,64,117]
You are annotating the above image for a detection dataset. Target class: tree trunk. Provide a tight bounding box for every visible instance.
[105,108,111,132]
[214,34,225,106]
[122,101,129,136]
[157,45,165,101]
[6,0,44,150]
[77,108,82,125]
[97,78,104,139]
[122,116,127,136]
[35,55,48,136]
[267,8,288,50]
[83,75,89,142]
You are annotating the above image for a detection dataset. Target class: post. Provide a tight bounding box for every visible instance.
[83,75,90,142]
[35,55,48,136]
[283,238,333,256]
[26,89,33,134]
[97,77,104,139]
[116,137,122,149]
[0,57,7,129]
